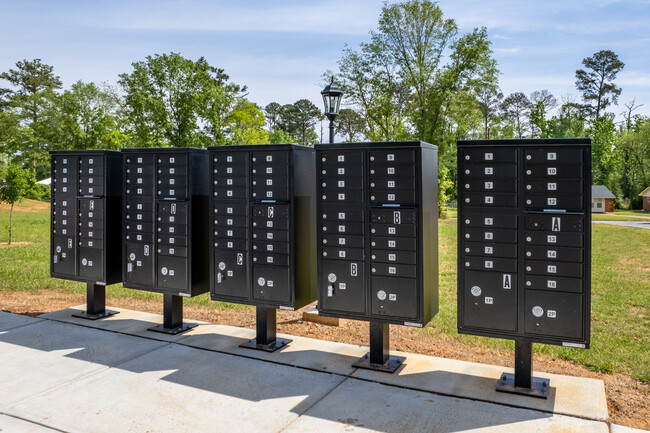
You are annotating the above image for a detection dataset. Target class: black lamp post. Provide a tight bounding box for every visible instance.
[321,78,343,143]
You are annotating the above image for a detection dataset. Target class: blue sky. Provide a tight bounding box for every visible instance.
[2,0,649,120]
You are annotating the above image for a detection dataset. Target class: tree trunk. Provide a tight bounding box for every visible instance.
[9,202,14,245]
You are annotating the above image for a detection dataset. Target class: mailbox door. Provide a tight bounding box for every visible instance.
[125,242,154,286]
[462,271,517,332]
[52,236,76,276]
[320,259,366,314]
[252,265,291,304]
[213,250,248,299]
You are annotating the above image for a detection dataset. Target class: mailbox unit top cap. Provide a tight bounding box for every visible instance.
[121,147,207,154]
[457,138,591,148]
[315,140,437,150]
[207,143,313,152]
[50,149,121,155]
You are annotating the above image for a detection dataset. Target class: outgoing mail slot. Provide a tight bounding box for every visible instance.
[253,204,290,219]
[322,247,364,261]
[215,237,247,250]
[370,276,418,320]
[369,150,415,165]
[464,178,517,193]
[464,193,517,207]
[463,213,518,229]
[323,234,364,248]
[321,151,364,166]
[463,148,517,163]
[322,208,365,222]
[524,275,583,293]
[321,189,363,203]
[322,222,364,235]
[463,228,517,243]
[463,163,517,178]
[371,250,417,265]
[369,189,416,205]
[525,194,584,211]
[525,179,583,194]
[524,290,583,339]
[369,177,416,190]
[252,229,290,243]
[461,271,517,332]
[212,251,249,299]
[525,231,583,247]
[252,265,291,304]
[525,246,583,262]
[369,164,415,177]
[214,204,248,216]
[371,263,417,278]
[525,164,584,179]
[525,148,583,165]
[157,256,189,291]
[525,260,583,278]
[463,257,517,273]
[463,242,518,259]
[157,235,188,247]
[78,248,103,280]
[526,214,584,232]
[253,240,289,255]
[370,223,416,237]
[252,252,290,267]
[321,176,363,190]
[214,227,247,239]
[370,237,416,251]
[79,198,104,214]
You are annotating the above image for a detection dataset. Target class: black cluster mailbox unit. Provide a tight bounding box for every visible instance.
[121,148,210,333]
[50,150,122,319]
[208,144,316,351]
[315,141,439,371]
[457,138,591,397]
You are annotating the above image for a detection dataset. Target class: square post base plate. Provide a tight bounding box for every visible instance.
[496,372,550,399]
[239,337,292,352]
[72,310,119,321]
[148,322,197,335]
[353,353,406,373]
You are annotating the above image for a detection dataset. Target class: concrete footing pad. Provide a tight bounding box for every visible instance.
[0,307,623,432]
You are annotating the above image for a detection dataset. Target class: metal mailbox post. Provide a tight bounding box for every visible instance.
[315,141,439,372]
[121,148,210,334]
[50,150,122,319]
[208,144,316,351]
[457,138,591,398]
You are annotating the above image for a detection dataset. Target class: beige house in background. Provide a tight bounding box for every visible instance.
[591,185,615,213]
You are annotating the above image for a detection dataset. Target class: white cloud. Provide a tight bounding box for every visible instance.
[494,47,521,54]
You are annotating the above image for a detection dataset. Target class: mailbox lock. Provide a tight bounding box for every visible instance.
[218,262,226,271]
[377,290,387,301]
[161,267,168,276]
[470,286,482,297]
[257,277,266,286]
[129,253,136,262]
[327,273,337,283]
[56,246,62,253]
[526,170,531,175]
[532,306,544,317]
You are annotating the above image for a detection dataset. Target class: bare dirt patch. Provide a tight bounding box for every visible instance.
[0,242,34,248]
[1,290,648,429]
[0,200,49,213]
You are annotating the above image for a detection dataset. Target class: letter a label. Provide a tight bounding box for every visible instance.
[552,217,561,232]
[503,274,512,289]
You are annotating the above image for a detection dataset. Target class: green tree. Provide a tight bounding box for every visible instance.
[0,164,32,244]
[476,87,502,139]
[575,50,625,119]
[228,101,268,145]
[0,59,62,175]
[500,92,531,139]
[546,101,587,138]
[335,108,366,142]
[590,115,618,190]
[277,100,321,146]
[528,90,557,137]
[264,102,283,131]
[268,128,298,144]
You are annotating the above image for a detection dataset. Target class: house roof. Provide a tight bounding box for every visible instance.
[639,186,650,197]
[592,185,615,199]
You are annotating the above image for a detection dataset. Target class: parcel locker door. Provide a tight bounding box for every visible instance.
[157,256,189,291]
[252,265,291,305]
[462,271,517,332]
[524,290,584,340]
[125,242,154,286]
[370,277,418,320]
[320,259,366,315]
[52,236,76,276]
[78,248,104,280]
[213,250,248,299]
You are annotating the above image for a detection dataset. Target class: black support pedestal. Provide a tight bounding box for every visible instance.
[496,340,550,398]
[148,294,197,335]
[72,283,119,320]
[353,321,405,373]
[240,306,291,352]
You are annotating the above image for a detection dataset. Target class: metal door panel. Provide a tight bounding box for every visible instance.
[463,178,517,193]
[213,204,248,217]
[524,148,583,165]
[321,208,365,222]
[214,237,247,250]
[463,242,518,259]
[321,165,364,177]
[126,232,154,243]
[79,198,104,214]
[463,228,517,243]
[524,164,583,179]
[320,151,364,166]
[320,259,366,314]
[253,240,288,254]
[213,176,248,188]
[125,164,154,176]
[525,179,583,194]
[213,164,248,177]
[252,229,289,243]
[463,257,517,273]
[525,231,583,247]
[370,223,416,237]
[214,227,247,239]
[157,222,188,237]
[371,263,417,278]
[461,271,517,332]
[78,248,103,280]
[252,252,289,267]
[321,177,363,190]
[323,234,364,248]
[464,193,518,207]
[462,212,518,229]
[525,260,583,278]
[525,194,584,211]
[370,237,416,251]
[157,235,188,247]
[213,186,248,200]
[80,238,104,249]
[125,221,153,234]
[157,154,188,166]
[370,249,417,264]
[79,228,104,240]
[369,150,416,165]
[322,247,364,261]
[526,214,584,232]
[370,276,418,320]
[126,174,155,187]
[216,215,248,228]
[524,275,583,293]
[212,250,249,299]
[463,163,517,178]
[524,290,583,339]
[463,148,517,163]
[369,177,416,190]
[322,222,364,235]
[126,200,153,213]
[212,152,248,165]
[52,236,76,276]
[525,246,583,262]
[370,209,417,224]
[157,186,188,200]
[157,256,189,290]
[369,189,416,205]
[252,265,291,304]
[321,189,363,203]
[369,165,415,177]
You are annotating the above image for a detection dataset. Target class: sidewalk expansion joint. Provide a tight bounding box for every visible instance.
[0,410,70,433]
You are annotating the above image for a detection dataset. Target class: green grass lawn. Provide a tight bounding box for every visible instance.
[1,200,649,382]
[592,210,650,221]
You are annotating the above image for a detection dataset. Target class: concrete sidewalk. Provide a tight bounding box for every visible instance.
[0,308,644,433]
